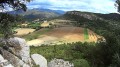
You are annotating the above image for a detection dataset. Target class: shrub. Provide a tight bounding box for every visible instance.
[73,59,90,67]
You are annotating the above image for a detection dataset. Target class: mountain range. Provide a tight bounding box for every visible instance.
[8,8,120,22]
[8,8,65,21]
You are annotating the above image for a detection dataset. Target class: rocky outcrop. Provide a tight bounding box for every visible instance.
[0,54,14,67]
[0,47,29,67]
[48,58,74,67]
[8,37,32,65]
[0,37,32,67]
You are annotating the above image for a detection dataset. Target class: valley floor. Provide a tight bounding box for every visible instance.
[25,27,102,46]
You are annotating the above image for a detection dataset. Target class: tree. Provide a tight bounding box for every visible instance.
[0,0,31,11]
[0,13,20,38]
[0,0,31,38]
[116,0,120,12]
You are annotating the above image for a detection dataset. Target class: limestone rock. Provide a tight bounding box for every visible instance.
[0,54,14,67]
[8,37,31,64]
[0,47,27,67]
[0,37,32,67]
[31,54,47,67]
[48,58,74,67]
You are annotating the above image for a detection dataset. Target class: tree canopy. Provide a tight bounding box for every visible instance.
[0,0,31,11]
[116,0,120,12]
[0,0,31,38]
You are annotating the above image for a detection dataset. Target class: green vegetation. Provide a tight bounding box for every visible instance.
[84,28,89,40]
[27,22,42,30]
[74,59,90,67]
[0,0,31,11]
[30,42,104,67]
[28,23,40,27]
[23,28,50,40]
[0,34,3,37]
[0,13,18,38]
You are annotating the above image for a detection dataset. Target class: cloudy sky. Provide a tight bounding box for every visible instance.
[27,0,118,14]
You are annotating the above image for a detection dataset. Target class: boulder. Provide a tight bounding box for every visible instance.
[31,54,47,67]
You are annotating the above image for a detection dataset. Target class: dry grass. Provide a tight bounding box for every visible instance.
[14,28,35,36]
[41,22,50,27]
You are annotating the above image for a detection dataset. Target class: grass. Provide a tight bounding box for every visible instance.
[84,28,89,40]
[22,28,51,41]
[28,22,41,27]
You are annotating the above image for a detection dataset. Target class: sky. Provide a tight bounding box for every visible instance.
[27,0,118,14]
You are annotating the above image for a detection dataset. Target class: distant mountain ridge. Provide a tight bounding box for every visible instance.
[8,8,65,15]
[8,8,65,21]
[8,10,120,22]
[32,8,65,14]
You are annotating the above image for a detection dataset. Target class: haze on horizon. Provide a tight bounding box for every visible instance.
[26,0,118,14]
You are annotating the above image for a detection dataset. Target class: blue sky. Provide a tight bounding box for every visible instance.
[27,0,118,14]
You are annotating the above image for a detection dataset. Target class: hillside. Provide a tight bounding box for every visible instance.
[96,13,120,21]
[47,11,120,37]
[8,8,65,21]
[60,11,120,22]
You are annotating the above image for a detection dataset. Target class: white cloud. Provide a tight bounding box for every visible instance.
[27,0,118,13]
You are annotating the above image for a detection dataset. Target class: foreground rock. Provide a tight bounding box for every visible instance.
[48,58,74,67]
[0,37,32,67]
[0,54,14,67]
[0,37,74,67]
[31,54,47,67]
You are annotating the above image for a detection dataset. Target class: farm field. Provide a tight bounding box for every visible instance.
[26,27,102,46]
[14,28,35,36]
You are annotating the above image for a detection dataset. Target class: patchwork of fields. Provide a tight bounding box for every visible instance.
[20,27,103,46]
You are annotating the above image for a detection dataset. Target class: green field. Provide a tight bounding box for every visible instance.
[84,28,89,40]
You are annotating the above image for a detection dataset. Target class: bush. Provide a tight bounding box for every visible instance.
[73,59,90,67]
